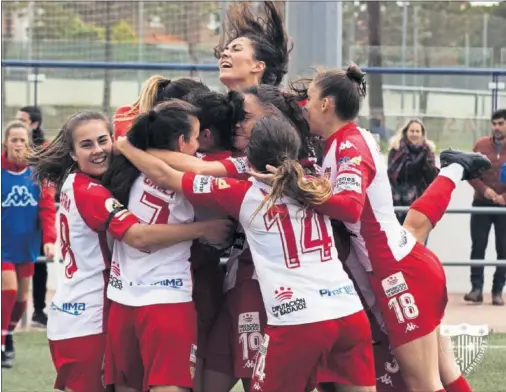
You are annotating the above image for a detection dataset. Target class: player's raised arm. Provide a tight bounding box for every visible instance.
[313,134,374,223]
[148,148,229,177]
[116,136,185,193]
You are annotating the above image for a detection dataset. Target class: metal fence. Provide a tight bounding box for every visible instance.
[1,60,505,270]
[2,59,506,152]
[29,206,506,268]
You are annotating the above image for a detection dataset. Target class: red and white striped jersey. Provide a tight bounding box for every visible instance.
[216,154,318,292]
[107,174,195,307]
[47,173,138,341]
[316,123,416,273]
[181,174,363,326]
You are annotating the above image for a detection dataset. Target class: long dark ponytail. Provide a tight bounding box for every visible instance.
[102,100,199,205]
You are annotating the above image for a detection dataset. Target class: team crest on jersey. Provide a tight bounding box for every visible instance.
[214,178,230,190]
[104,198,129,220]
[2,185,37,207]
[271,287,307,317]
[238,312,261,333]
[339,155,362,166]
[381,272,408,298]
[441,323,489,376]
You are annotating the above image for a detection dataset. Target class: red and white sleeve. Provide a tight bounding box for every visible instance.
[73,175,139,239]
[315,134,376,223]
[181,173,252,220]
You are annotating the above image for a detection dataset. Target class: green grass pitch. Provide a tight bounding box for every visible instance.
[2,331,506,392]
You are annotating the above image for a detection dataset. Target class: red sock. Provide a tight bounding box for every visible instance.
[8,300,27,333]
[436,390,447,392]
[1,290,17,347]
[445,375,472,392]
[410,176,455,228]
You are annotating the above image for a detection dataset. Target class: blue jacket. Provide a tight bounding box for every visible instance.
[1,153,56,263]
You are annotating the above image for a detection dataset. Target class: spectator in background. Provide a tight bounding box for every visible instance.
[16,106,45,147]
[387,119,438,225]
[466,109,506,306]
[15,106,51,327]
[1,121,56,368]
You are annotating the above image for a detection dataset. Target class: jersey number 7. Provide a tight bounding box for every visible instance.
[139,191,170,224]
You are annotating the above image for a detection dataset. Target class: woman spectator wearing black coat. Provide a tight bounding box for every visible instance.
[388,119,439,225]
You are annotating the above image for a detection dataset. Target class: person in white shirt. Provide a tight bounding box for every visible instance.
[29,110,231,392]
[114,112,377,392]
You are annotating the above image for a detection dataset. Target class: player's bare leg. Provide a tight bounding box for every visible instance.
[401,151,477,392]
[438,333,463,384]
[202,369,238,392]
[392,329,443,392]
[438,334,473,392]
[403,150,491,244]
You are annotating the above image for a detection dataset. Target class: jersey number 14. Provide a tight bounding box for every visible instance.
[263,204,333,268]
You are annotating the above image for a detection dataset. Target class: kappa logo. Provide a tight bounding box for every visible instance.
[377,373,393,387]
[441,323,489,376]
[2,185,38,207]
[339,140,356,151]
[243,359,255,369]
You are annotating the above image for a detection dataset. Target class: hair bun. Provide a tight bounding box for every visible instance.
[346,64,366,84]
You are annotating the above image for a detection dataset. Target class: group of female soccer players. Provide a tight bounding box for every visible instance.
[28,2,492,392]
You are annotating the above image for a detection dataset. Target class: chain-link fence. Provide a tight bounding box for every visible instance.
[2,1,506,147]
